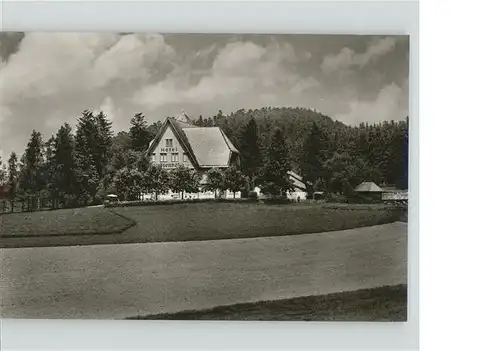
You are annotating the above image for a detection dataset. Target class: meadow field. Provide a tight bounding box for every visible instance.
[0,201,404,248]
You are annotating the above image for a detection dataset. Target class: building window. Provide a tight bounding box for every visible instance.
[171,153,179,162]
[165,139,173,147]
[151,153,156,162]
[183,153,188,162]
[160,153,167,162]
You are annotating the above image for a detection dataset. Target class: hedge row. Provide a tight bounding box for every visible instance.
[104,197,259,208]
[322,203,407,211]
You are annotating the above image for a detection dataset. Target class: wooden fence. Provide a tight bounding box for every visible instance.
[0,198,60,214]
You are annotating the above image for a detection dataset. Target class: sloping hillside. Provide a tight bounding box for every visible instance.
[213,107,347,168]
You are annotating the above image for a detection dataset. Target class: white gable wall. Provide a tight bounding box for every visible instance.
[150,125,195,170]
[143,122,242,201]
[253,186,307,201]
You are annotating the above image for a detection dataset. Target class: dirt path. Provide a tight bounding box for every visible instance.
[0,222,407,319]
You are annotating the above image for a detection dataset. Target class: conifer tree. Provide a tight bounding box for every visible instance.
[238,117,262,188]
[74,110,100,205]
[94,111,113,182]
[259,128,293,196]
[7,152,18,211]
[129,113,150,152]
[146,120,163,141]
[300,122,329,192]
[18,130,45,210]
[42,135,57,205]
[0,156,6,186]
[52,123,78,206]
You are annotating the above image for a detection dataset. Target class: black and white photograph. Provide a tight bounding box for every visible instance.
[0,32,409,321]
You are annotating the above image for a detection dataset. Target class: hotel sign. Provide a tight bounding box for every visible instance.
[161,147,178,152]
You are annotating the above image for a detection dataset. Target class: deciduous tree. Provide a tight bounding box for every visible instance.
[203,167,225,199]
[223,165,246,199]
[113,167,144,201]
[169,165,200,200]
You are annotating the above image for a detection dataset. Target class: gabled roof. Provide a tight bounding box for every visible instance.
[145,116,239,169]
[287,171,306,191]
[287,170,303,182]
[221,130,239,154]
[290,177,306,191]
[354,181,383,192]
[183,127,235,167]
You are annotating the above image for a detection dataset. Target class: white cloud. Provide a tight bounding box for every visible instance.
[290,77,320,95]
[321,37,398,74]
[0,33,176,105]
[0,33,118,103]
[321,47,355,73]
[336,83,407,124]
[133,40,309,109]
[0,105,12,140]
[97,97,117,121]
[91,34,175,89]
[360,37,398,66]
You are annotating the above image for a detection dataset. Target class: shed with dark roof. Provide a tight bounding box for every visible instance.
[354,181,384,202]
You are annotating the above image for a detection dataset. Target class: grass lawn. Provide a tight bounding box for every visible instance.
[0,202,403,248]
[0,207,135,238]
[131,284,407,321]
[113,202,401,242]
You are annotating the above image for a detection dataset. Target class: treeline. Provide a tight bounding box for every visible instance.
[1,111,118,210]
[0,106,408,211]
[194,107,408,195]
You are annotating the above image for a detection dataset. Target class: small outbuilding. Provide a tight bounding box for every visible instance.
[104,194,119,204]
[354,181,384,202]
[253,170,308,202]
[380,184,408,204]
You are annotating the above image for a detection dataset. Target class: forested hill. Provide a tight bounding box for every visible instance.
[191,107,348,169]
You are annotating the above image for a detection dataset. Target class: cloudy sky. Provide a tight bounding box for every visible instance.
[0,33,409,159]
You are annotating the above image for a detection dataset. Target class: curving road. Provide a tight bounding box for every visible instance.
[0,222,407,319]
